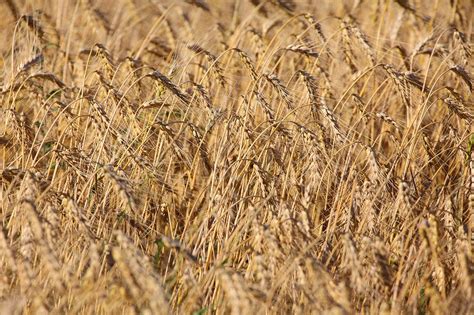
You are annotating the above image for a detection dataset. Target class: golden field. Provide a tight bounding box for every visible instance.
[0,0,473,313]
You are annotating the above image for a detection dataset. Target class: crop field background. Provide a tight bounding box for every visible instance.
[0,0,473,314]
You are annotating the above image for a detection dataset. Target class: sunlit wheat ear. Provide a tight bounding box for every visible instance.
[153,119,192,169]
[366,237,393,290]
[187,44,227,87]
[15,172,66,293]
[365,145,387,187]
[443,88,474,122]
[54,145,91,179]
[187,122,212,173]
[443,196,455,236]
[217,269,254,315]
[447,62,473,93]
[351,94,370,122]
[248,253,270,289]
[420,215,447,296]
[399,69,425,91]
[246,27,265,58]
[232,48,259,81]
[284,44,319,59]
[28,72,67,90]
[409,33,434,67]
[5,109,34,147]
[86,95,136,159]
[298,70,320,118]
[191,81,214,112]
[304,257,352,313]
[146,70,191,105]
[340,18,357,73]
[264,72,293,110]
[94,70,139,119]
[251,160,273,198]
[0,228,17,274]
[454,234,473,298]
[23,199,66,291]
[382,64,412,108]
[110,245,142,304]
[113,231,170,313]
[253,89,275,123]
[345,16,376,65]
[314,64,334,98]
[303,14,328,44]
[18,172,37,260]
[452,28,471,66]
[391,180,414,226]
[342,234,365,294]
[15,52,43,76]
[319,95,345,143]
[61,196,95,241]
[356,180,376,234]
[83,242,100,282]
[122,56,145,94]
[79,44,115,78]
[300,70,345,142]
[85,94,112,130]
[103,164,138,213]
[375,112,402,133]
[42,201,60,242]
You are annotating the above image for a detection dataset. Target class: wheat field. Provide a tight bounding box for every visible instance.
[0,0,473,314]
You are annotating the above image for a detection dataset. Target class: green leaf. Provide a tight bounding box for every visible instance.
[465,134,474,162]
[192,307,208,315]
[154,239,165,265]
[417,287,426,315]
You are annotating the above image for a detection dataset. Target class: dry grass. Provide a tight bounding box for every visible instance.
[0,0,473,314]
